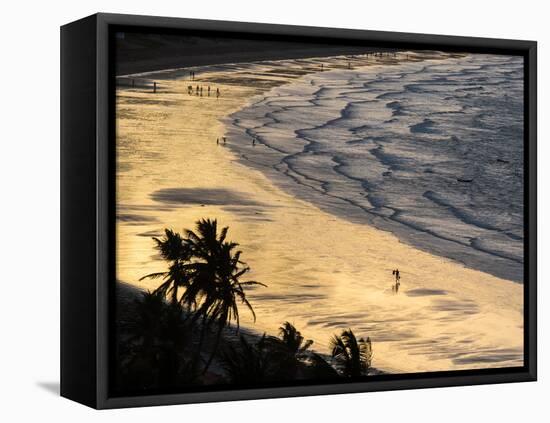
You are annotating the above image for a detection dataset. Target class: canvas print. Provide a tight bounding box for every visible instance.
[112,31,524,395]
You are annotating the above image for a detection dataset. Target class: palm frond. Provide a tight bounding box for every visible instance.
[139,271,168,281]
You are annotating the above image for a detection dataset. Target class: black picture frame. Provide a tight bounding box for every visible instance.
[61,12,537,409]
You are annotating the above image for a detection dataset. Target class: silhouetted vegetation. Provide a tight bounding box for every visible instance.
[114,218,374,394]
[116,291,197,391]
[219,334,275,384]
[330,329,373,377]
[140,229,191,305]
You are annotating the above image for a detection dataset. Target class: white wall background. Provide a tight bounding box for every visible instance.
[0,0,546,420]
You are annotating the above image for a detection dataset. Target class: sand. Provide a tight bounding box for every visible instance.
[115,52,523,374]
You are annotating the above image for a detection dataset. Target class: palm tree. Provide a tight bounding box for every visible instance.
[330,329,373,378]
[126,290,167,353]
[140,229,191,305]
[185,220,265,374]
[140,219,265,376]
[219,334,272,384]
[264,322,314,379]
[278,321,313,357]
[185,218,226,256]
[220,325,339,383]
[122,291,196,389]
[178,219,230,313]
[156,302,196,388]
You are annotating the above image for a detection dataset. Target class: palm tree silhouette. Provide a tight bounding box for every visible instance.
[220,323,340,383]
[266,321,315,379]
[179,218,230,312]
[183,219,265,374]
[278,321,313,356]
[126,290,167,352]
[139,229,192,305]
[142,219,265,375]
[219,334,272,384]
[330,329,373,377]
[122,291,196,389]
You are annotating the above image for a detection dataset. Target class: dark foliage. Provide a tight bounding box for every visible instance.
[330,329,373,377]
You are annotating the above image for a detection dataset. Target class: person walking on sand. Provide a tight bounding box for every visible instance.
[223,136,227,145]
[252,138,256,146]
[392,269,401,294]
[216,138,219,145]
[208,86,211,96]
[216,88,220,98]
[392,268,401,284]
[200,86,203,96]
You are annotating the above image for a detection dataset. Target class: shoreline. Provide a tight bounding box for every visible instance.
[115,52,523,374]
[220,53,524,283]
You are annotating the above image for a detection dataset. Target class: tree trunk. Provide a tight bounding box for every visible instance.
[192,317,208,374]
[171,285,178,304]
[202,323,224,375]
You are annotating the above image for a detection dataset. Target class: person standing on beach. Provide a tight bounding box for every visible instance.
[216,138,219,145]
[223,136,226,145]
[252,138,256,146]
[208,86,211,96]
[393,269,401,284]
[392,269,401,294]
[216,88,220,98]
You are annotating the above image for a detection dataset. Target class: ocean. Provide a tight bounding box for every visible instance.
[225,53,524,282]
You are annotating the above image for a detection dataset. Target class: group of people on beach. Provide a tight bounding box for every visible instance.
[187,70,221,98]
[187,84,220,98]
[183,54,398,98]
[216,136,260,147]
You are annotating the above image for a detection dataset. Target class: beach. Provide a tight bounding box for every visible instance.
[116,52,524,374]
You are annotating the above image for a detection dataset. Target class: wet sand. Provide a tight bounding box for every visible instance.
[116,52,523,374]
